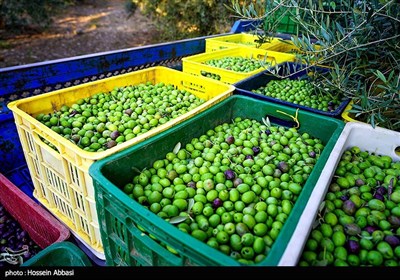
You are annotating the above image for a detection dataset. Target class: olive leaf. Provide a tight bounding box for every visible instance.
[312,218,321,229]
[359,235,374,240]
[262,116,271,127]
[51,101,58,113]
[228,0,400,132]
[321,28,331,43]
[173,142,181,154]
[169,198,194,225]
[187,198,194,213]
[313,259,328,266]
[169,216,189,224]
[388,177,394,201]
[318,201,326,213]
[131,166,141,173]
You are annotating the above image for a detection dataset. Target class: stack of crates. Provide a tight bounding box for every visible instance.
[3,17,350,267]
[183,28,319,85]
[7,66,235,262]
[204,33,284,52]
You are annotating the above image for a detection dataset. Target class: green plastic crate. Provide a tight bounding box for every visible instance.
[21,242,92,267]
[89,95,344,266]
[276,14,297,34]
[265,7,298,35]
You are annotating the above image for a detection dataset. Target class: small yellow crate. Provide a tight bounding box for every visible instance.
[7,66,234,259]
[205,33,283,52]
[182,46,296,84]
[267,39,321,55]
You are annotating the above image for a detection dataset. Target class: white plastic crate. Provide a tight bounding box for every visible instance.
[279,122,400,266]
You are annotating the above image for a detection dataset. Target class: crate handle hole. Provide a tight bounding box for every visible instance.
[264,114,299,129]
[395,146,400,157]
[32,129,62,160]
[200,71,221,81]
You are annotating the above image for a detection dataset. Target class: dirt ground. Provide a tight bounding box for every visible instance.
[0,0,163,68]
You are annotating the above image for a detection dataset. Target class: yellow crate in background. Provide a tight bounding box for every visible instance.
[7,66,235,260]
[182,46,296,84]
[205,33,283,52]
[205,34,320,56]
[267,39,321,55]
[341,101,361,123]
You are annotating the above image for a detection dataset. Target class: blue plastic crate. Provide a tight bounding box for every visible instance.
[234,62,350,118]
[0,105,27,173]
[3,165,35,201]
[0,103,34,199]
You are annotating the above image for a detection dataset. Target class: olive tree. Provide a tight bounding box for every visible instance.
[129,0,235,40]
[228,0,400,131]
[0,0,75,30]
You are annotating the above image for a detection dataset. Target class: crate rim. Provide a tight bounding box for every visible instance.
[21,241,93,267]
[205,33,284,49]
[233,62,351,118]
[182,46,297,76]
[7,66,235,161]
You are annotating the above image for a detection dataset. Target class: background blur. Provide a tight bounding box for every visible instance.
[0,0,236,68]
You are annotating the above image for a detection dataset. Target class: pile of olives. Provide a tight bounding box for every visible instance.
[123,117,325,264]
[0,204,40,267]
[299,146,400,266]
[252,79,341,112]
[204,56,266,73]
[200,70,221,80]
[35,82,206,152]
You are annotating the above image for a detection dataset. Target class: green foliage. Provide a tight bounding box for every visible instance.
[0,0,74,30]
[130,0,235,40]
[229,0,400,131]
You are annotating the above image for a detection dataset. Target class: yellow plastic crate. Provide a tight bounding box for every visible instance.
[267,39,321,55]
[182,46,296,84]
[341,101,360,123]
[7,66,234,260]
[205,33,284,52]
